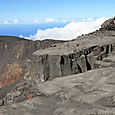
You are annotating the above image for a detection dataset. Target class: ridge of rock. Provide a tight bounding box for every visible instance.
[28,17,115,82]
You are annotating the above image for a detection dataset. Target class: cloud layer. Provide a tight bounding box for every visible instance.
[45,18,58,23]
[29,17,108,41]
[14,19,19,24]
[4,20,10,24]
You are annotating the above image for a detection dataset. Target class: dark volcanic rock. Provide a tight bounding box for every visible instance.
[28,43,115,82]
[0,36,66,87]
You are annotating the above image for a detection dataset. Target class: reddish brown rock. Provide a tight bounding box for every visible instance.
[0,36,66,87]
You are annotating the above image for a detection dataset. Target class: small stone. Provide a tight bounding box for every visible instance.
[0,100,4,106]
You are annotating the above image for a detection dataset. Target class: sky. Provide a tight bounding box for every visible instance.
[0,0,115,22]
[0,0,115,40]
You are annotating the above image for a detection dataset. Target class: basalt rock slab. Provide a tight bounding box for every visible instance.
[28,43,115,82]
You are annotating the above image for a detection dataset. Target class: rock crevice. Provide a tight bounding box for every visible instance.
[28,43,115,82]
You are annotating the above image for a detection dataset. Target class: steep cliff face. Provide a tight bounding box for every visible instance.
[0,37,34,87]
[0,36,65,87]
[28,17,115,82]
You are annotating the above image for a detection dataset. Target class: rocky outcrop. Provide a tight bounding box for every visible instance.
[28,17,115,82]
[28,43,115,82]
[0,36,65,87]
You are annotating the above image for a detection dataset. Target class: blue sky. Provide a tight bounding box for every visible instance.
[0,0,115,22]
[0,0,114,40]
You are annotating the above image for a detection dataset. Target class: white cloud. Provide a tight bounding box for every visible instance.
[14,19,19,24]
[27,17,108,41]
[19,35,23,38]
[82,18,94,21]
[33,19,39,24]
[62,19,68,22]
[87,18,93,21]
[45,18,58,23]
[82,18,87,21]
[4,20,10,24]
